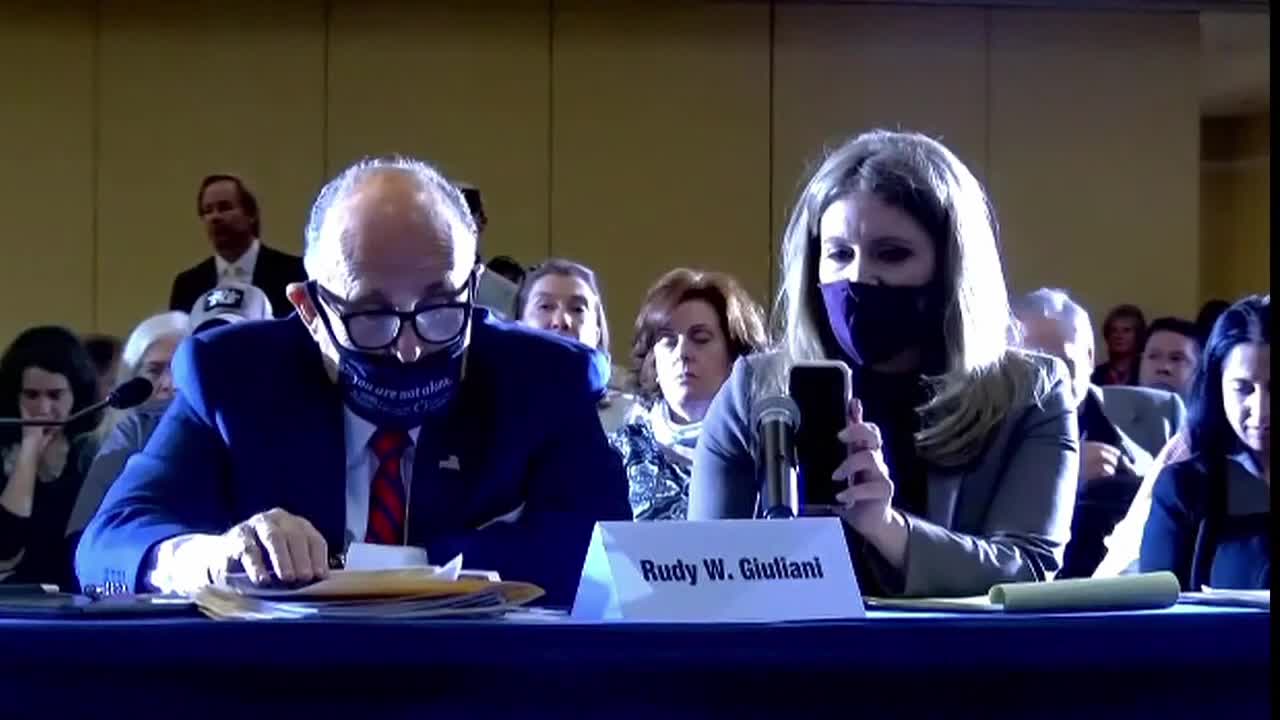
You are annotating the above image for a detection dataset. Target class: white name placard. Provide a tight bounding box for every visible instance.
[571,518,863,622]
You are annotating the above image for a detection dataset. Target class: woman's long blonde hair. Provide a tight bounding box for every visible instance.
[765,129,1049,467]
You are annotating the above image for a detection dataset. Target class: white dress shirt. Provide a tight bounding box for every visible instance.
[214,237,261,283]
[343,408,421,548]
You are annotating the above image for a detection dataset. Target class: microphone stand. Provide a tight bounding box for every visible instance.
[0,397,112,428]
[0,378,153,427]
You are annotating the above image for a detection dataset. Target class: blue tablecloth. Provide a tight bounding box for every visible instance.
[0,604,1268,719]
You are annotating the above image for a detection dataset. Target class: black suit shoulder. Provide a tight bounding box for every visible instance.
[170,258,216,312]
[1153,454,1213,508]
[257,244,305,271]
[251,244,306,318]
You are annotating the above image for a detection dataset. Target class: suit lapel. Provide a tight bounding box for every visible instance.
[1112,423,1154,479]
[311,395,348,550]
[406,344,490,545]
[925,467,963,528]
[1096,387,1155,476]
[407,414,468,544]
[944,419,1018,531]
[283,320,347,549]
[251,244,274,287]
[198,257,218,289]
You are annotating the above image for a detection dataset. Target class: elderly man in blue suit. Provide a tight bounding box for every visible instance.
[1014,289,1185,579]
[77,156,631,605]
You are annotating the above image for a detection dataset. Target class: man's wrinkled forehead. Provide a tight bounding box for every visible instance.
[315,170,475,291]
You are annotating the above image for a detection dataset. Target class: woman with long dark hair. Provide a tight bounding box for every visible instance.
[0,326,102,590]
[1140,295,1270,589]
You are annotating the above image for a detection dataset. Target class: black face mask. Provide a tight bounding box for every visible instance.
[818,281,939,367]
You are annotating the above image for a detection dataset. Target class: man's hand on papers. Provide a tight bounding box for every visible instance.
[201,508,330,586]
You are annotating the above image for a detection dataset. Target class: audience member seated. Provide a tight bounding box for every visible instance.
[82,334,122,403]
[1139,316,1201,400]
[1195,299,1231,348]
[610,269,767,521]
[0,327,102,590]
[116,311,189,407]
[67,284,274,546]
[77,156,630,606]
[169,173,304,319]
[1014,288,1185,578]
[1141,295,1270,590]
[1092,304,1146,387]
[516,259,635,433]
[690,130,1079,598]
[1096,307,1241,577]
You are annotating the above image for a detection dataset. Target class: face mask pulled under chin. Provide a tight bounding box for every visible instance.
[311,289,470,431]
[818,280,939,368]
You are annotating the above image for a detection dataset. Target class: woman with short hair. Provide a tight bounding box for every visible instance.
[612,268,768,520]
[517,259,634,432]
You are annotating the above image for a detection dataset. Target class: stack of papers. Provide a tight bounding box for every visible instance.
[193,559,543,620]
[866,572,1182,613]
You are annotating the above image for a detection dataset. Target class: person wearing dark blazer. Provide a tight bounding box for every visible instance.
[690,131,1079,599]
[168,173,304,318]
[78,157,631,606]
[1014,289,1186,578]
[1142,295,1269,590]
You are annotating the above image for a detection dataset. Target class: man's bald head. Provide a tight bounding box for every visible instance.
[290,157,481,370]
[304,156,477,291]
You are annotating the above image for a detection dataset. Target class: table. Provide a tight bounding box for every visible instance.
[0,604,1268,719]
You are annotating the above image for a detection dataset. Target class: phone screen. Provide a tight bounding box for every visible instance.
[788,362,851,513]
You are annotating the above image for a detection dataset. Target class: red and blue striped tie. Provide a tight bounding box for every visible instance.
[366,428,412,546]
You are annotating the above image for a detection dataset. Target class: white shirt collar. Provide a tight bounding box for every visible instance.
[214,237,261,281]
[342,406,421,462]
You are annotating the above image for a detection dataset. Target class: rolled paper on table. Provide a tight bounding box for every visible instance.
[989,571,1180,612]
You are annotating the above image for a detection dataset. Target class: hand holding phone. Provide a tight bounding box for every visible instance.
[788,361,852,513]
[833,398,896,533]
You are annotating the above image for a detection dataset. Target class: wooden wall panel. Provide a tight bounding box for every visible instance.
[551,1,771,360]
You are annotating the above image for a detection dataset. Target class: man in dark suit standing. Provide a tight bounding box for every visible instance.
[1014,289,1185,578]
[169,174,305,318]
[79,157,630,605]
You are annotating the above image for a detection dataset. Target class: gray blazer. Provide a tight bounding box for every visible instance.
[689,352,1080,598]
[65,402,169,539]
[1092,385,1185,480]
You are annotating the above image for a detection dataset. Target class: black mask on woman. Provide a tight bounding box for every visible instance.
[818,281,941,367]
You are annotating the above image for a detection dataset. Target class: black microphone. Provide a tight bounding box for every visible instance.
[753,395,800,520]
[0,377,154,428]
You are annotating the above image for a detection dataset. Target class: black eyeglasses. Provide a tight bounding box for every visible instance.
[310,272,475,351]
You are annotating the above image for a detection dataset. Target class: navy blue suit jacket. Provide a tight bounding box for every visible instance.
[1139,452,1270,591]
[75,310,631,606]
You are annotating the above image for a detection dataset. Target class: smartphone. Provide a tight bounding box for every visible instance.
[788,360,852,513]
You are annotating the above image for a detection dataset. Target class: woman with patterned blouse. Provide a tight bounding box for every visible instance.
[611,269,768,520]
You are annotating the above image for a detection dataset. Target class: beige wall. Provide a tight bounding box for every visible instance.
[0,2,1206,362]
[1201,112,1271,305]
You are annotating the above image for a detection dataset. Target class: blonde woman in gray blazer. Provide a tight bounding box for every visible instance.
[689,130,1079,599]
